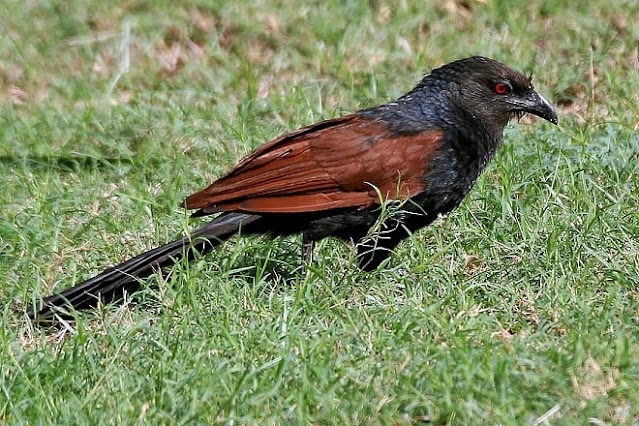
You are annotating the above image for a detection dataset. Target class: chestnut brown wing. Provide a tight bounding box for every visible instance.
[185,114,444,214]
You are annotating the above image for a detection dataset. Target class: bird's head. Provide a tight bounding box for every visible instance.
[428,56,558,131]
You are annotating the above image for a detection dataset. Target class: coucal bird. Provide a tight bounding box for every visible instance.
[30,56,557,321]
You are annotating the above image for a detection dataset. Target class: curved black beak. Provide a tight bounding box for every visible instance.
[519,91,558,125]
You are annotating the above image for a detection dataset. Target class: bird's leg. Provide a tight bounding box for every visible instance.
[301,233,314,273]
[356,218,405,271]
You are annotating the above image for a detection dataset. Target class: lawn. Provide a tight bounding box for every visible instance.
[1,0,638,424]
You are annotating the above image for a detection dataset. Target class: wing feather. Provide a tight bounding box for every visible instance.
[185,114,444,214]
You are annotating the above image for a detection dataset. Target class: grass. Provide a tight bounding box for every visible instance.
[1,0,638,424]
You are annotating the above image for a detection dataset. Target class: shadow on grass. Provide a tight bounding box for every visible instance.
[0,155,166,172]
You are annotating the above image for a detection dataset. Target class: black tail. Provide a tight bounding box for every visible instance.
[29,212,262,322]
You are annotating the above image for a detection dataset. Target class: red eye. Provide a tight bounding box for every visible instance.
[494,82,510,94]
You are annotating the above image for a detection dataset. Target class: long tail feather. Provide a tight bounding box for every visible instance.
[29,212,261,322]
